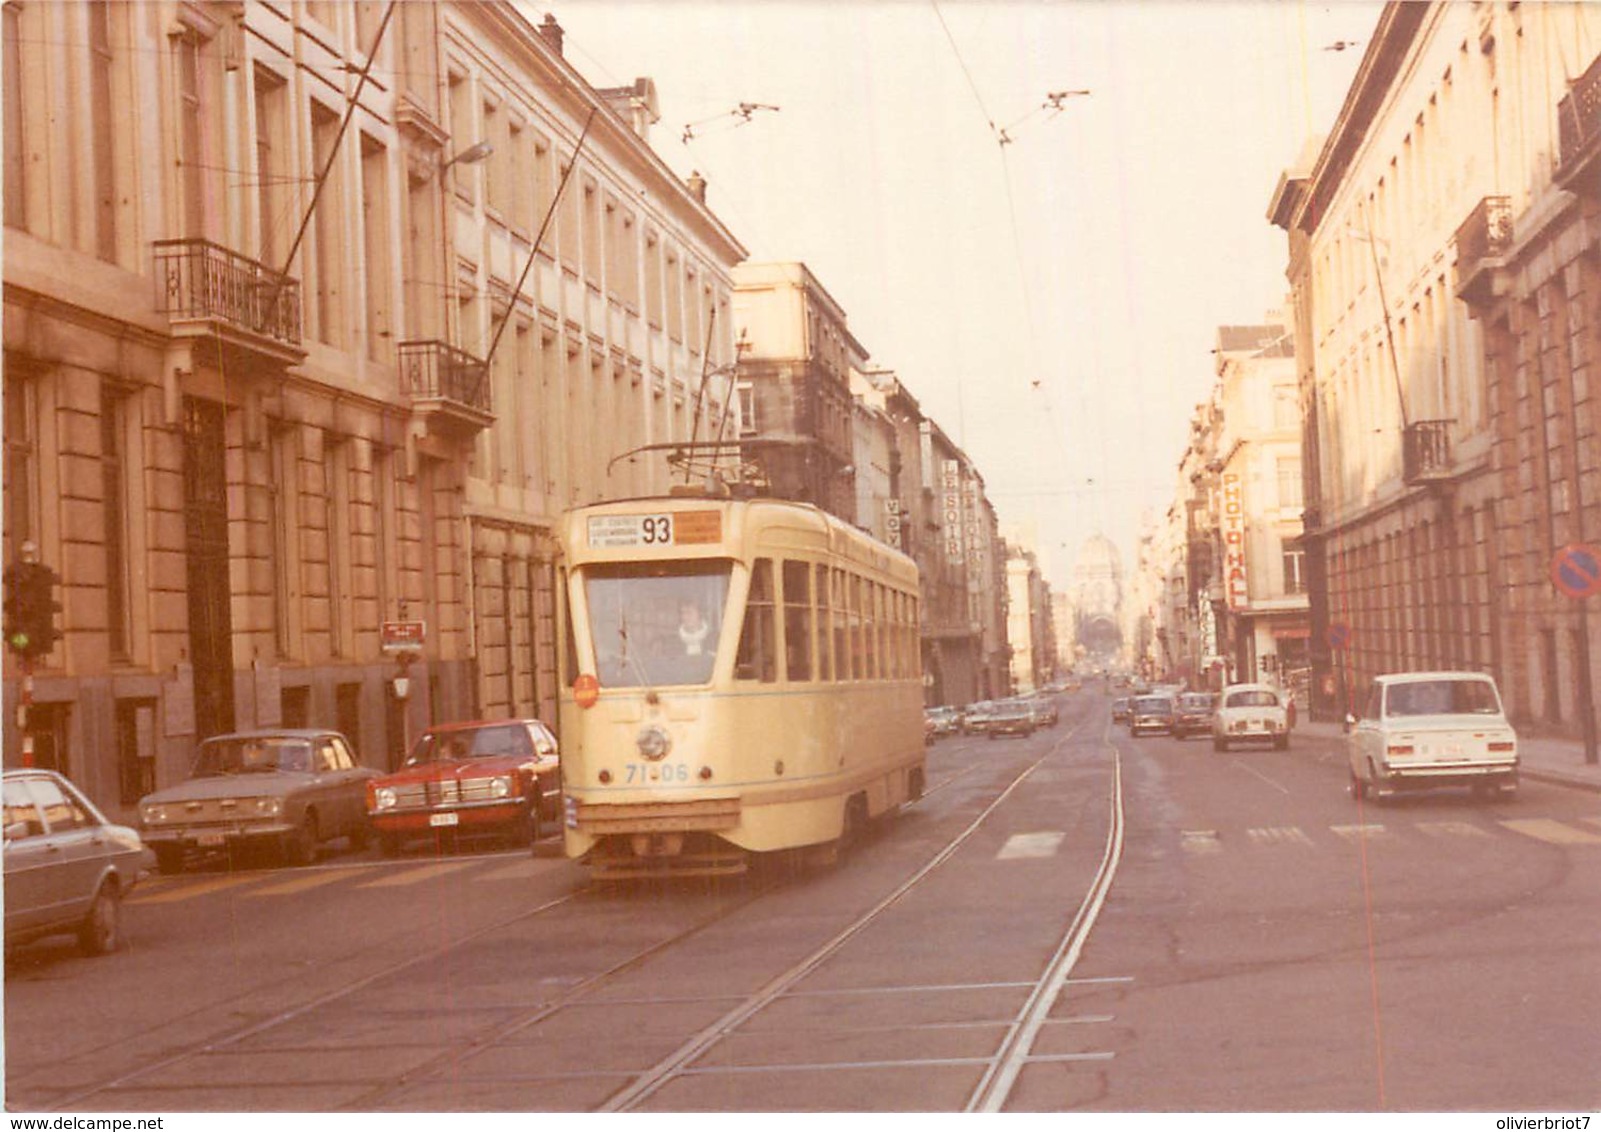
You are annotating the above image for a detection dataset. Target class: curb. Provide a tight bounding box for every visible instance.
[1521,768,1601,795]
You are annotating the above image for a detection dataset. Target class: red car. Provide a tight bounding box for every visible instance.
[366,719,561,855]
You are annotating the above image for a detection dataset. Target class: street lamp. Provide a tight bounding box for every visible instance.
[439,140,494,177]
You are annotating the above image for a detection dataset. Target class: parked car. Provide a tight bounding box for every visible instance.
[4,768,150,955]
[924,706,961,738]
[138,730,379,872]
[1212,684,1290,751]
[1129,694,1177,736]
[367,719,561,855]
[1026,694,1059,729]
[1172,692,1218,739]
[962,701,997,735]
[987,700,1037,739]
[1346,671,1518,801]
[1111,697,1132,724]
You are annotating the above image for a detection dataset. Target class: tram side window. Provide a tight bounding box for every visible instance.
[889,590,903,678]
[815,563,834,681]
[832,568,851,681]
[735,558,777,683]
[782,560,813,682]
[867,581,882,679]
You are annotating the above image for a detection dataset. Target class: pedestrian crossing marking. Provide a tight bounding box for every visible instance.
[1499,819,1601,845]
[1246,826,1313,846]
[1417,821,1491,839]
[248,870,361,897]
[478,858,548,881]
[1179,830,1221,855]
[356,861,476,887]
[998,832,1066,859]
[128,875,260,905]
[1330,824,1388,842]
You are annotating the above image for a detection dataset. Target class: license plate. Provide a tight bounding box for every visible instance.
[428,812,460,828]
[196,832,226,847]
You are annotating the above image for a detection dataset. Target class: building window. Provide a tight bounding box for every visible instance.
[175,31,208,238]
[4,3,26,229]
[254,66,289,267]
[101,383,132,659]
[269,425,296,659]
[736,380,758,436]
[88,1,117,262]
[360,133,392,361]
[4,366,36,560]
[115,699,156,807]
[404,162,439,341]
[447,71,474,202]
[1282,540,1306,595]
[310,101,345,346]
[325,437,351,657]
[1277,456,1303,510]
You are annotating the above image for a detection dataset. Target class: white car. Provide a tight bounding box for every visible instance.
[1346,671,1518,801]
[1212,683,1290,751]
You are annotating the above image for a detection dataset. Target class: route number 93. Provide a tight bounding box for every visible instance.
[625,763,690,785]
[640,515,673,544]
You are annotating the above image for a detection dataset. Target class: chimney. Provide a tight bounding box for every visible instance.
[686,170,707,204]
[537,13,564,56]
[597,77,660,143]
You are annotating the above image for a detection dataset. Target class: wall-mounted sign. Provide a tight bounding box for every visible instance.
[1221,473,1248,609]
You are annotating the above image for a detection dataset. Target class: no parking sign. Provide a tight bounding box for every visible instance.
[1551,544,1601,600]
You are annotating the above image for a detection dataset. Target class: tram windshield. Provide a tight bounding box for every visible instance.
[582,561,732,687]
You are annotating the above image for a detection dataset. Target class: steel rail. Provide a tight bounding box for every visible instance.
[596,726,1084,1112]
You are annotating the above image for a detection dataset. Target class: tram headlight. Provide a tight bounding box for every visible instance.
[636,724,673,762]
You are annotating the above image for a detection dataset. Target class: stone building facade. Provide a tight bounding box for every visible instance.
[1,2,743,812]
[1270,1,1600,736]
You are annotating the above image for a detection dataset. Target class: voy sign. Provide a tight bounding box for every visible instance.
[1221,473,1249,609]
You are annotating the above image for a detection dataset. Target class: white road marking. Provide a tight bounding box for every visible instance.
[1416,821,1491,840]
[1330,823,1388,842]
[356,861,475,887]
[1230,759,1292,795]
[998,832,1066,859]
[1180,829,1221,855]
[1500,819,1601,845]
[1246,826,1314,846]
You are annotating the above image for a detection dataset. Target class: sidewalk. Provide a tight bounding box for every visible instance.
[1295,719,1601,794]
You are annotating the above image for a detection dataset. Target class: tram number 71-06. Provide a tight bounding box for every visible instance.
[625,762,690,785]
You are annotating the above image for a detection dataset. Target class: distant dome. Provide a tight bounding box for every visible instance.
[1076,533,1122,576]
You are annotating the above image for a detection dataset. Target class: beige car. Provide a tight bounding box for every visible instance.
[1212,683,1290,751]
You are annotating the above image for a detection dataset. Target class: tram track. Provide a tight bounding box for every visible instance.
[31,710,1113,1114]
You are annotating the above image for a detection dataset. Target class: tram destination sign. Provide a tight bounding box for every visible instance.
[587,510,722,548]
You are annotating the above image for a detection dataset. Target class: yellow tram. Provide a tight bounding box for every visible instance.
[557,493,926,878]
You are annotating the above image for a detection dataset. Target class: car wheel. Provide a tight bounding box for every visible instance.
[78,880,123,956]
[1274,733,1290,751]
[153,845,186,875]
[284,812,319,867]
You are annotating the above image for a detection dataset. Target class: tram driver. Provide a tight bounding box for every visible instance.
[677,600,711,656]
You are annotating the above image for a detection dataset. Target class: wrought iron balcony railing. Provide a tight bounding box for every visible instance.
[1557,53,1601,191]
[153,238,302,346]
[1402,418,1454,485]
[396,339,492,416]
[1452,196,1512,307]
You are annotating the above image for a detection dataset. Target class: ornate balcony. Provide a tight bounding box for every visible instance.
[397,339,494,437]
[153,238,305,366]
[1556,53,1601,195]
[1452,196,1512,309]
[1402,419,1454,486]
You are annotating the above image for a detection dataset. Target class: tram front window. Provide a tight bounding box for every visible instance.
[583,562,732,687]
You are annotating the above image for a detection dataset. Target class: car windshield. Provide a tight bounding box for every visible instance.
[1385,679,1501,717]
[1134,697,1172,712]
[194,737,312,776]
[407,724,534,766]
[1226,690,1279,708]
[582,561,732,688]
[1180,694,1214,710]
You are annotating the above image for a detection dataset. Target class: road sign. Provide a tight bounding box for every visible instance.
[1551,544,1601,599]
[380,620,427,654]
[1328,622,1353,650]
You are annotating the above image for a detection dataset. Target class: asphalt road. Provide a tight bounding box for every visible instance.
[5,688,1597,1113]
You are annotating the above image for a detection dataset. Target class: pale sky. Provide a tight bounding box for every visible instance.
[545,0,1381,586]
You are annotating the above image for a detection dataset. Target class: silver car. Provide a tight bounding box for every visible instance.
[3,769,149,955]
[138,729,380,872]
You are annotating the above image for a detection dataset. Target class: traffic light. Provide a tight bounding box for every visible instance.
[3,561,62,659]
